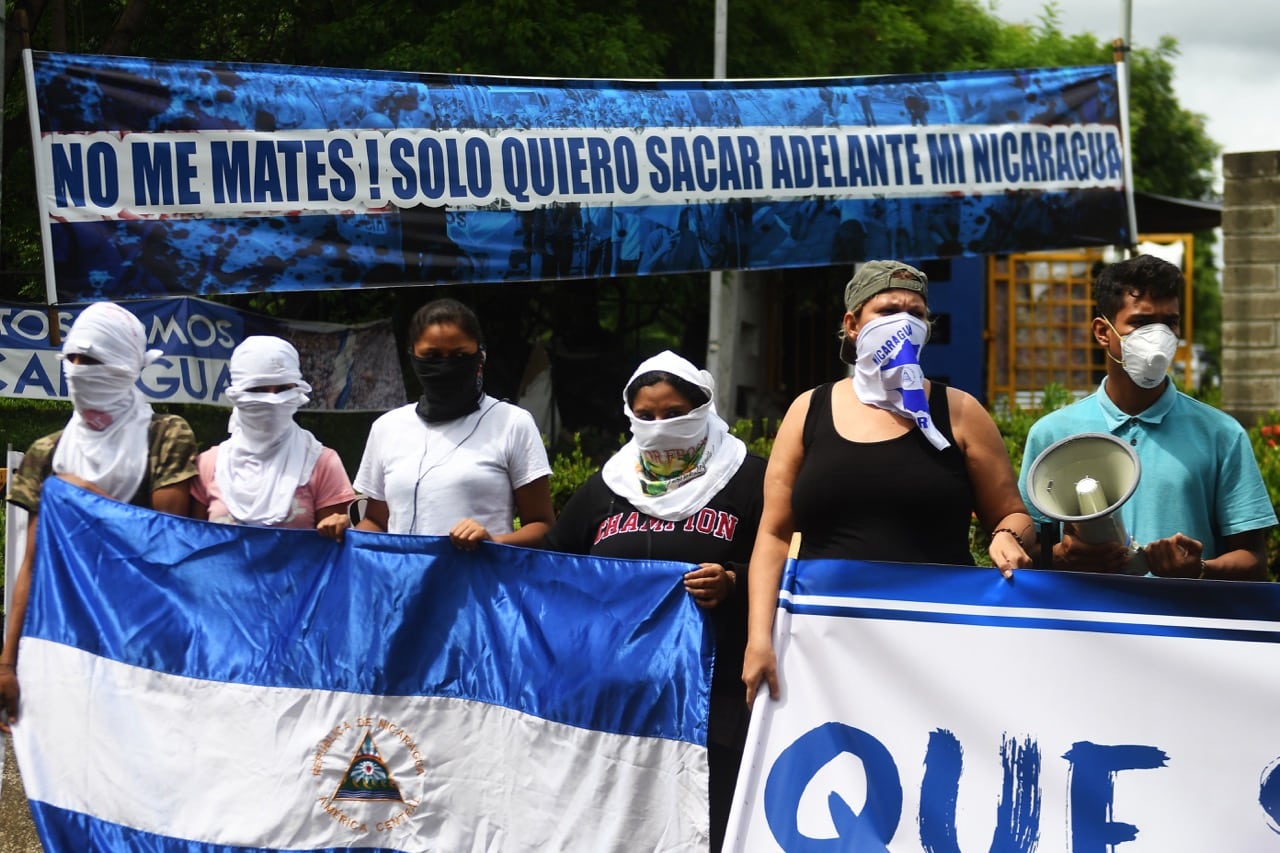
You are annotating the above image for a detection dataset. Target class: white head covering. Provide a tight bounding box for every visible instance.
[52,302,159,501]
[600,350,747,521]
[215,336,322,526]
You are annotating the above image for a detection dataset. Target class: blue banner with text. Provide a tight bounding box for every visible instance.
[26,51,1129,301]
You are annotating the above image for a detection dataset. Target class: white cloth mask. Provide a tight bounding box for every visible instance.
[63,361,138,429]
[225,388,306,451]
[630,406,710,455]
[851,312,951,451]
[52,302,159,503]
[599,350,747,521]
[54,363,152,501]
[218,387,322,526]
[1105,319,1178,389]
[629,405,712,493]
[217,337,321,526]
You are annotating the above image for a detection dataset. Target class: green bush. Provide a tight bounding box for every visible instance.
[993,384,1073,476]
[1246,415,1280,577]
[973,384,1072,566]
[0,398,73,454]
[547,432,600,514]
[729,418,777,458]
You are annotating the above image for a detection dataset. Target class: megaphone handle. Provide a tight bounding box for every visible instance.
[1125,543,1149,576]
[1037,520,1060,570]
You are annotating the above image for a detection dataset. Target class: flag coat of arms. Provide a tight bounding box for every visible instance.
[11,478,711,851]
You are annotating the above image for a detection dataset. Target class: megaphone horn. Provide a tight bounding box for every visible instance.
[1025,432,1147,573]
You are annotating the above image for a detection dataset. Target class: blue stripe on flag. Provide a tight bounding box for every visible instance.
[27,478,710,743]
[30,802,407,853]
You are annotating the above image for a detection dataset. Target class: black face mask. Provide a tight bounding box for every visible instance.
[409,350,484,423]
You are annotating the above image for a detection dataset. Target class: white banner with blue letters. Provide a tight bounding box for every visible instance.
[0,297,402,410]
[727,559,1280,851]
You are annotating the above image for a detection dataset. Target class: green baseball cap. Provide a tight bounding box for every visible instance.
[843,260,929,313]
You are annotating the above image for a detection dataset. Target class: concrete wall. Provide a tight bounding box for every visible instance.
[1222,151,1280,425]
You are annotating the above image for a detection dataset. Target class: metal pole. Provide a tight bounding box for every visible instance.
[707,0,731,406]
[1102,1,1136,257]
[1114,38,1139,251]
[713,0,727,78]
[1120,0,1133,109]
[0,5,7,275]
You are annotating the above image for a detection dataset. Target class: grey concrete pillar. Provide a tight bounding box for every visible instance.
[1221,151,1280,425]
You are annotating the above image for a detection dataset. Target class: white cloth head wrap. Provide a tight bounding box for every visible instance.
[851,313,951,451]
[52,302,159,502]
[61,301,162,371]
[600,350,747,521]
[216,336,322,526]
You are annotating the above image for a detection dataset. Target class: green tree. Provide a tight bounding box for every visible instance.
[970,7,1224,360]
[1126,37,1221,366]
[0,0,1224,357]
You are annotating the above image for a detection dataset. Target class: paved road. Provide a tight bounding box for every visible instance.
[1,737,41,852]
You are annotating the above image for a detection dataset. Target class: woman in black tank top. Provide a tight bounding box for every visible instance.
[741,261,1036,707]
[791,380,977,565]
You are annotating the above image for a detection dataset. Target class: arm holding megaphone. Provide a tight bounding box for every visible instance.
[1030,432,1270,578]
[1144,530,1268,580]
[1143,532,1203,578]
[1052,475,1138,573]
[1053,525,1131,573]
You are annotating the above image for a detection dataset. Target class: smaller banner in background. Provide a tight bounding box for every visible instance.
[727,559,1280,851]
[0,298,404,411]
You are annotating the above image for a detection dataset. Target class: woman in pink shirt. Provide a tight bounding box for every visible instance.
[191,335,354,537]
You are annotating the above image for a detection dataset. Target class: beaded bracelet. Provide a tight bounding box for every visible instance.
[992,527,1025,548]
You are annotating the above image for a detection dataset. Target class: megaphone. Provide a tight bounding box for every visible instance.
[1024,432,1147,574]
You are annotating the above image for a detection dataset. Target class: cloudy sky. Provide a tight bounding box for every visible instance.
[990,0,1280,178]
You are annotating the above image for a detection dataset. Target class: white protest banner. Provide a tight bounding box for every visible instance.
[728,559,1280,851]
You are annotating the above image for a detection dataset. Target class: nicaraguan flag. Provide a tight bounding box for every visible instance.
[12,478,711,851]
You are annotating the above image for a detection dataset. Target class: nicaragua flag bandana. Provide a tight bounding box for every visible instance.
[851,312,951,451]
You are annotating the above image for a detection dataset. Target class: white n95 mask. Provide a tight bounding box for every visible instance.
[1106,320,1178,389]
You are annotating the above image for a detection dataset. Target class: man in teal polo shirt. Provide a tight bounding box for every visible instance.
[1018,254,1276,579]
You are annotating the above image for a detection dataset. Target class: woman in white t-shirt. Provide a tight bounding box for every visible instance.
[352,298,554,548]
